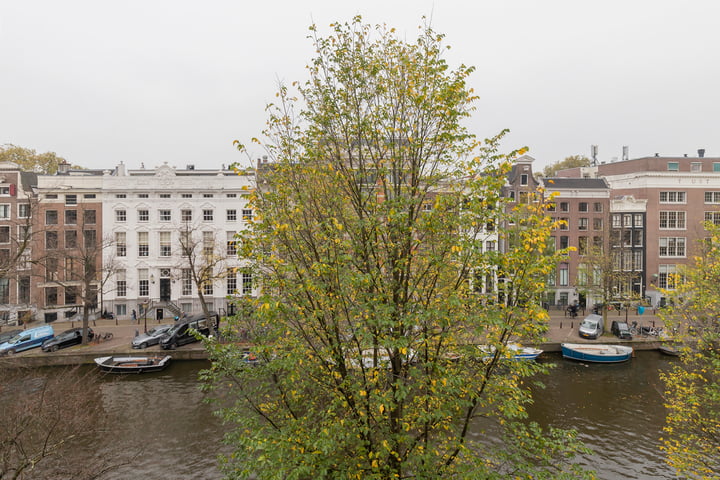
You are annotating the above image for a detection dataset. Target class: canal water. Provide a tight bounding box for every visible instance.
[30,352,678,479]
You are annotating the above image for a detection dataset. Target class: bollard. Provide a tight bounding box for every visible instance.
[560,322,562,329]
[571,321,573,329]
[652,320,655,327]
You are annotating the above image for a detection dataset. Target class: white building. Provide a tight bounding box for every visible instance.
[102,162,256,322]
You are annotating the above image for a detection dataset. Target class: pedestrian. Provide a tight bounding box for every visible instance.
[131,309,137,324]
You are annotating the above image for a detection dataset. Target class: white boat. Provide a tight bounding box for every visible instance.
[561,343,633,363]
[94,355,172,373]
[479,343,543,361]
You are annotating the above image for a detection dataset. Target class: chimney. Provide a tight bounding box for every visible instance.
[622,146,629,161]
[57,161,70,175]
[698,148,706,158]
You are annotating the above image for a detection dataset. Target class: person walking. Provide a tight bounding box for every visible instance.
[131,309,137,324]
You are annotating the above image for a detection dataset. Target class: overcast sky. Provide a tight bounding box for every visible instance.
[1,0,718,172]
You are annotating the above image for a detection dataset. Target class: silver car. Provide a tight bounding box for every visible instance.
[132,324,173,349]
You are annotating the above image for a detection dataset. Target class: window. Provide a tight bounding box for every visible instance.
[715,163,720,172]
[138,232,149,257]
[18,204,30,218]
[116,194,126,198]
[667,162,679,171]
[18,276,30,304]
[46,210,58,225]
[658,264,678,289]
[46,257,58,281]
[242,209,254,222]
[116,270,126,297]
[226,231,237,256]
[45,287,58,306]
[559,218,569,230]
[203,231,214,255]
[660,191,686,203]
[578,218,588,230]
[84,194,96,199]
[520,174,528,186]
[691,162,702,172]
[116,232,126,256]
[182,269,192,296]
[546,203,556,212]
[632,229,643,246]
[115,209,127,222]
[65,210,77,225]
[579,202,589,212]
[138,269,149,297]
[578,236,588,255]
[623,214,632,227]
[181,193,193,198]
[203,281,213,296]
[0,186,9,196]
[242,272,253,294]
[226,193,237,198]
[203,193,214,198]
[84,210,96,224]
[45,194,57,199]
[0,226,9,244]
[159,210,171,221]
[65,194,77,206]
[485,240,496,252]
[116,304,127,316]
[633,251,643,270]
[704,192,720,204]
[46,231,58,249]
[559,264,568,286]
[593,202,603,213]
[593,236,603,252]
[0,250,8,265]
[705,211,720,225]
[65,230,78,248]
[226,209,237,221]
[659,237,686,257]
[159,231,171,257]
[227,269,237,294]
[611,214,622,228]
[203,209,214,221]
[83,229,96,248]
[559,236,569,249]
[65,286,77,305]
[160,193,171,199]
[660,211,686,229]
[138,209,149,222]
[181,209,192,222]
[593,218,603,230]
[559,202,569,212]
[634,214,644,227]
[138,193,149,198]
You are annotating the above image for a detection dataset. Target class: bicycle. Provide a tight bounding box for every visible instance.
[94,332,114,343]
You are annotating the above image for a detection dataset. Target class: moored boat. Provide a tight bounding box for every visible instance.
[479,343,544,361]
[561,343,633,363]
[94,355,172,373]
[658,345,681,357]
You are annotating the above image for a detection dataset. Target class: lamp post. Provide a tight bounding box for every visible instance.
[142,302,148,334]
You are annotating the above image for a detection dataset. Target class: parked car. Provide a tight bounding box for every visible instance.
[132,324,173,349]
[0,329,23,345]
[0,325,54,355]
[41,327,94,352]
[578,314,604,340]
[160,312,219,350]
[611,321,633,340]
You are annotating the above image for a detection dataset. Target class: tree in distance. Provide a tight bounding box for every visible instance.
[542,155,591,177]
[202,17,592,479]
[0,144,80,174]
[659,224,720,479]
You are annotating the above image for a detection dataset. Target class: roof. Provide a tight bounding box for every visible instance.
[543,177,609,189]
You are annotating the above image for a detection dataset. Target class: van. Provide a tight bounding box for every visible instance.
[578,314,604,340]
[0,325,54,355]
[160,312,219,350]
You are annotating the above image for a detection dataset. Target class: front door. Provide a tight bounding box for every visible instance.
[160,278,171,301]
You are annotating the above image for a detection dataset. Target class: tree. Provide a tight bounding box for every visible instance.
[659,224,720,479]
[33,206,115,343]
[542,155,591,177]
[0,144,78,174]
[0,365,117,480]
[202,18,590,479]
[177,222,229,332]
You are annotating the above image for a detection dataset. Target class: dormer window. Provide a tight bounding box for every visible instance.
[520,174,528,186]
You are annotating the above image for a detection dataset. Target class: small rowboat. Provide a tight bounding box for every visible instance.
[658,345,681,357]
[561,343,633,363]
[479,343,544,361]
[94,355,171,373]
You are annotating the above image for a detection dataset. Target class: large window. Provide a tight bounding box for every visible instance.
[203,209,214,222]
[559,264,569,286]
[226,232,237,256]
[45,286,58,306]
[660,191,686,203]
[115,209,127,222]
[138,232,149,257]
[593,218,603,231]
[226,209,237,221]
[18,204,30,218]
[181,209,192,222]
[46,231,58,249]
[65,230,78,248]
[578,202,588,212]
[578,218,588,230]
[242,272,253,294]
[84,229,96,248]
[182,269,192,296]
[242,209,254,222]
[65,210,77,225]
[658,264,679,289]
[45,210,58,225]
[227,269,237,295]
[84,210,96,224]
[705,211,720,225]
[203,231,214,256]
[18,276,30,304]
[0,278,8,304]
[705,192,720,204]
[659,211,686,229]
[116,270,127,297]
[159,210,171,221]
[659,237,686,257]
[159,231,172,257]
[116,232,126,256]
[138,269,149,297]
[0,226,9,244]
[138,209,149,222]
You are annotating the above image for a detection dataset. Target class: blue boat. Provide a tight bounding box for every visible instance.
[561,343,633,363]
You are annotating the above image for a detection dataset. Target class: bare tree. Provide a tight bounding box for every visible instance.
[177,222,229,332]
[0,365,116,480]
[32,206,116,343]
